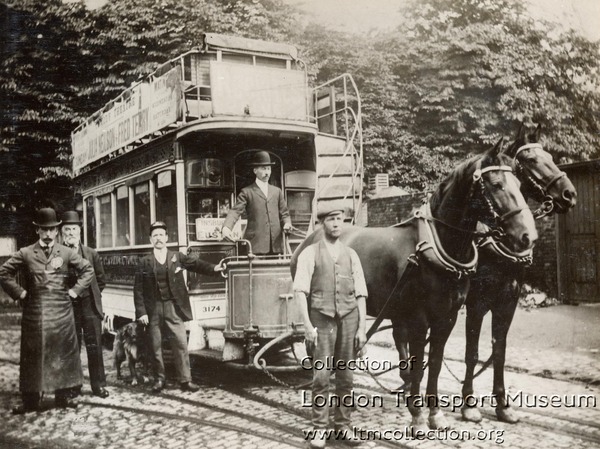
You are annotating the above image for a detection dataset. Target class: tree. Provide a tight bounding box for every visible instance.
[0,0,300,226]
[0,0,94,220]
[386,0,600,185]
[298,0,600,190]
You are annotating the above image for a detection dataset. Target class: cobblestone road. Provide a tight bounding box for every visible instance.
[0,312,598,449]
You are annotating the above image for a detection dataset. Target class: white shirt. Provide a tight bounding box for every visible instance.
[39,240,54,251]
[153,248,168,265]
[255,179,269,198]
[293,240,368,298]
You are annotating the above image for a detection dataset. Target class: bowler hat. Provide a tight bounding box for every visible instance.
[32,208,62,227]
[149,221,168,233]
[316,203,345,221]
[248,150,275,166]
[61,211,81,226]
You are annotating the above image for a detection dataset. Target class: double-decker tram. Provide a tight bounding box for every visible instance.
[71,33,363,369]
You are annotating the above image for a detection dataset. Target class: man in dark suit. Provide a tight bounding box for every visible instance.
[61,210,109,399]
[222,150,292,254]
[134,221,224,392]
[0,208,94,413]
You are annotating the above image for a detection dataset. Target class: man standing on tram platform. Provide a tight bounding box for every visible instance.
[134,221,224,393]
[61,210,110,399]
[0,207,94,413]
[221,150,292,255]
[294,205,367,448]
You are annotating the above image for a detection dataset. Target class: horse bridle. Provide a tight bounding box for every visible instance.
[513,143,567,218]
[429,163,526,239]
[473,165,528,238]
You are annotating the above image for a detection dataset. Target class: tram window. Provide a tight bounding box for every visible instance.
[222,53,253,65]
[98,194,113,248]
[115,185,130,247]
[85,196,96,248]
[186,158,231,188]
[155,171,177,242]
[133,182,151,245]
[287,190,314,232]
[187,191,231,219]
[255,56,287,69]
[187,191,231,241]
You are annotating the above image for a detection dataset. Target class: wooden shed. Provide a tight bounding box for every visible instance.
[557,159,600,303]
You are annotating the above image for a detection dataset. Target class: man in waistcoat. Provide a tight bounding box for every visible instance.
[294,205,367,448]
[61,211,109,399]
[222,150,292,254]
[0,208,94,413]
[134,221,224,393]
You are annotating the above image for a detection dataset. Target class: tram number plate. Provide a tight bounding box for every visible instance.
[196,299,226,319]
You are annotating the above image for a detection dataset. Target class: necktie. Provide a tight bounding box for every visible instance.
[43,246,51,258]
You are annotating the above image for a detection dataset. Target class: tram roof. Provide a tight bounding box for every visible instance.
[71,33,307,177]
[202,33,298,60]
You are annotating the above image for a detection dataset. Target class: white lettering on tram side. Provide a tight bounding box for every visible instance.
[117,118,131,144]
[132,108,149,136]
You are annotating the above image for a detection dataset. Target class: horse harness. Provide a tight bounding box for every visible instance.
[367,163,525,340]
[513,142,566,219]
[407,161,527,279]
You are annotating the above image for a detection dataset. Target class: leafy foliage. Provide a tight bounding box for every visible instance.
[297,0,600,190]
[0,0,93,214]
[0,0,598,222]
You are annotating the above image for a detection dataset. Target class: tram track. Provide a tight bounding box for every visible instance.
[77,399,308,449]
[352,372,600,446]
[2,344,600,448]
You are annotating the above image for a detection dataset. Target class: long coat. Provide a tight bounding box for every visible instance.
[133,250,216,322]
[223,182,291,254]
[0,242,94,393]
[72,245,105,318]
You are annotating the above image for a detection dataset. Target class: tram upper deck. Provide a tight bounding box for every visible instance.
[71,33,363,357]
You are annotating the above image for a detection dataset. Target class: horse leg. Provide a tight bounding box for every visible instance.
[461,296,488,423]
[406,320,428,433]
[392,320,411,391]
[426,321,456,430]
[491,283,520,424]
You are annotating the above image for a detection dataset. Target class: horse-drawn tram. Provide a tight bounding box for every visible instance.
[70,33,363,369]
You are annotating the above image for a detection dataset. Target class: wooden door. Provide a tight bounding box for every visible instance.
[558,163,600,303]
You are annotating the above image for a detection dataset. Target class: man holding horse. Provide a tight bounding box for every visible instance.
[294,204,367,448]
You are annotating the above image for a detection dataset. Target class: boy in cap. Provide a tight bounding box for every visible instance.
[293,204,367,447]
[0,208,94,413]
[222,150,292,254]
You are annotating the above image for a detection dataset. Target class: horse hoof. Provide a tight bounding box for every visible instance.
[428,411,450,430]
[131,379,138,387]
[461,406,483,423]
[410,415,429,434]
[496,406,519,424]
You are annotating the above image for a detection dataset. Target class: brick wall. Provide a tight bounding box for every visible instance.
[366,194,559,297]
[367,192,428,227]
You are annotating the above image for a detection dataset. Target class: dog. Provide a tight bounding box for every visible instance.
[113,322,151,386]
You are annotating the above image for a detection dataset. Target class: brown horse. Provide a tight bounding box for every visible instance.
[292,141,538,431]
[461,125,577,424]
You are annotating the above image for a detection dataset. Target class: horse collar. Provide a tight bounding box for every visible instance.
[413,204,479,279]
[478,235,533,266]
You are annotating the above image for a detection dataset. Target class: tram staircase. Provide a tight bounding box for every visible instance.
[310,74,364,234]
